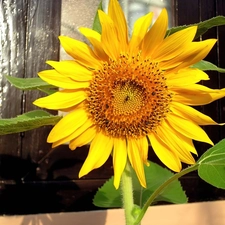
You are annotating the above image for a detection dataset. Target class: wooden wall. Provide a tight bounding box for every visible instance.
[175,0,225,203]
[0,0,225,215]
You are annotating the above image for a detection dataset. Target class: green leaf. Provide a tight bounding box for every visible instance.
[132,162,187,206]
[5,75,55,91]
[37,87,57,95]
[197,139,225,189]
[166,16,225,39]
[0,110,61,135]
[192,60,225,73]
[93,161,187,208]
[92,0,103,34]
[93,178,121,208]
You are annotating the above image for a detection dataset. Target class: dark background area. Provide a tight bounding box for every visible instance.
[0,0,225,215]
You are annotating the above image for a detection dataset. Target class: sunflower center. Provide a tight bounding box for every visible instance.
[112,80,144,116]
[86,53,172,139]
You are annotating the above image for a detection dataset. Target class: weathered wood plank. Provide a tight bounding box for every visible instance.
[0,179,107,215]
[0,0,27,156]
[175,0,225,205]
[217,0,225,140]
[199,0,221,146]
[175,0,200,25]
[21,0,61,163]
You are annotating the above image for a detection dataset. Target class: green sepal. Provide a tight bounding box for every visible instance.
[5,75,56,92]
[131,205,142,219]
[198,139,225,189]
[166,16,225,39]
[192,60,225,73]
[92,0,103,34]
[0,110,61,135]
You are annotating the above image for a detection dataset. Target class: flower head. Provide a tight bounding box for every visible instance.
[34,0,225,189]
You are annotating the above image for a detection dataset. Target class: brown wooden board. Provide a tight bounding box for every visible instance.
[21,0,62,162]
[217,0,225,141]
[176,0,225,204]
[0,0,25,157]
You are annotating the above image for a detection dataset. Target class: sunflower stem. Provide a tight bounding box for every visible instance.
[134,163,199,225]
[121,161,136,225]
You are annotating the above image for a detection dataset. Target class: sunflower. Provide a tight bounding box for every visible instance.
[33,0,225,189]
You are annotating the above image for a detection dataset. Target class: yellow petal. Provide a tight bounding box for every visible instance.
[159,60,182,70]
[37,70,90,89]
[141,8,168,58]
[59,36,102,69]
[108,0,128,51]
[175,39,217,70]
[113,138,127,189]
[47,108,88,142]
[153,26,197,61]
[79,27,108,61]
[127,139,146,187]
[172,90,212,106]
[33,90,86,110]
[166,68,209,86]
[47,60,93,81]
[172,84,225,105]
[210,88,225,101]
[79,27,101,42]
[136,136,149,166]
[171,102,221,125]
[163,120,198,155]
[79,132,113,177]
[52,119,93,148]
[148,132,182,172]
[162,39,217,71]
[156,123,195,164]
[129,12,153,54]
[69,126,96,150]
[166,113,213,145]
[55,100,83,113]
[98,10,119,59]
